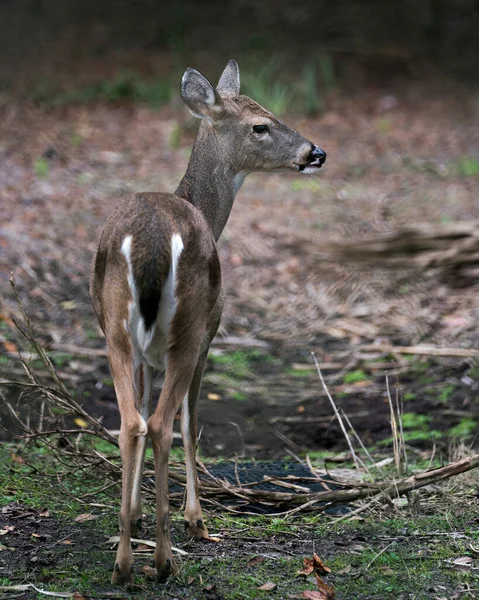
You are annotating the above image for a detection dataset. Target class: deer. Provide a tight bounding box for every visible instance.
[90,59,326,585]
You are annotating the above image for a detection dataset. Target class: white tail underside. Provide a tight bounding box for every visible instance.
[121,233,184,369]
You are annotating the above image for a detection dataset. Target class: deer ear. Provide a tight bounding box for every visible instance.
[180,68,221,119]
[217,59,240,97]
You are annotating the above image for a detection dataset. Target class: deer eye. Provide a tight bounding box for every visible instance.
[252,124,269,134]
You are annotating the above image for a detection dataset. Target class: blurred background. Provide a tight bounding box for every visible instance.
[1,0,478,459]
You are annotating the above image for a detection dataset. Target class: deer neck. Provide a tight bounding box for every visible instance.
[175,123,247,242]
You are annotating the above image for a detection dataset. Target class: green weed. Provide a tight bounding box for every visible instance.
[449,418,476,439]
[438,383,456,403]
[451,156,479,177]
[34,157,49,178]
[343,369,369,384]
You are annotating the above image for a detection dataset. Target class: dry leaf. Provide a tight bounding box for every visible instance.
[74,417,89,428]
[31,533,42,539]
[258,582,277,591]
[10,454,24,464]
[187,576,195,585]
[72,593,88,600]
[203,583,215,591]
[74,513,98,523]
[313,553,331,575]
[39,509,50,518]
[452,556,473,567]
[206,534,221,542]
[0,526,15,535]
[247,555,266,568]
[59,540,72,545]
[61,300,77,310]
[207,393,222,401]
[136,544,153,553]
[3,340,18,354]
[298,554,331,577]
[296,405,305,413]
[315,574,335,599]
[142,565,156,580]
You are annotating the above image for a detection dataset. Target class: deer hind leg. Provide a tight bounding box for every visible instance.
[147,341,201,581]
[182,292,223,539]
[130,362,153,537]
[108,342,148,585]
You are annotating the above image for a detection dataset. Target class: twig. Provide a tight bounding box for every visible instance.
[312,352,364,472]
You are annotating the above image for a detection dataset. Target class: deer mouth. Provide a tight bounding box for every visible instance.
[295,160,323,174]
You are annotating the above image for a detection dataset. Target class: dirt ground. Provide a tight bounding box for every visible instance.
[1,75,479,457]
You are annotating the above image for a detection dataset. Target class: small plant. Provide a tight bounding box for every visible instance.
[452,156,479,177]
[450,418,476,439]
[438,384,456,403]
[34,157,49,178]
[343,369,369,384]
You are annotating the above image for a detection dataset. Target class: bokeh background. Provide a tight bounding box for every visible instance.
[1,0,479,457]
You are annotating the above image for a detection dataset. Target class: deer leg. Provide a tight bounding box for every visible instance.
[147,345,199,580]
[108,347,147,585]
[181,348,210,540]
[130,362,153,537]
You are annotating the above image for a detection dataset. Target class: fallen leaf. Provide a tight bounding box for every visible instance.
[258,582,277,591]
[142,565,156,580]
[247,555,266,567]
[315,574,335,599]
[296,405,305,413]
[187,576,195,585]
[31,533,42,539]
[74,418,89,428]
[39,509,50,518]
[61,300,77,310]
[203,583,215,591]
[452,556,473,567]
[207,393,222,401]
[136,544,153,552]
[206,534,221,542]
[74,513,98,523]
[0,526,15,535]
[3,340,17,354]
[59,540,72,545]
[72,593,88,600]
[298,554,331,577]
[313,553,331,575]
[10,454,24,464]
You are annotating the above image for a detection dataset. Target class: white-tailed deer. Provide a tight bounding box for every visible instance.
[90,59,326,585]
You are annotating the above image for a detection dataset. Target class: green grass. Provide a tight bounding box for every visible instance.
[51,72,172,109]
[34,157,49,178]
[343,369,369,384]
[1,442,479,599]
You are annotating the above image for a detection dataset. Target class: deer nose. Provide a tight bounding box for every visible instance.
[311,145,327,165]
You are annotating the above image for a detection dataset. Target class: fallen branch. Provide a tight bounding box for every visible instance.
[360,343,479,358]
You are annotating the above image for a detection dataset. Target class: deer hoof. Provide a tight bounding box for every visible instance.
[184,518,209,540]
[111,561,134,585]
[155,557,178,581]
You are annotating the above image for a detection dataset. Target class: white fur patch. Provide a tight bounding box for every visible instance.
[157,233,184,336]
[121,233,184,369]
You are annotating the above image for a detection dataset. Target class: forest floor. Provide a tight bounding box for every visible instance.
[1,68,479,598]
